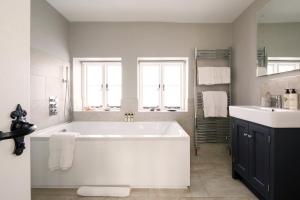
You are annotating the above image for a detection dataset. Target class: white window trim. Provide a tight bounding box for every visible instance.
[137,57,188,112]
[267,60,300,74]
[81,60,122,111]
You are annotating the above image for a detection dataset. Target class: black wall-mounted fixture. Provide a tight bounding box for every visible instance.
[0,104,37,156]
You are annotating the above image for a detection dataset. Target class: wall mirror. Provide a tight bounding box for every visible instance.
[256,0,300,77]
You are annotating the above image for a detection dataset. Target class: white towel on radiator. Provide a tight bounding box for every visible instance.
[202,91,228,118]
[48,132,79,171]
[198,67,230,85]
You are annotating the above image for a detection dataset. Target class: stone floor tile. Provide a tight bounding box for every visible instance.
[32,144,256,200]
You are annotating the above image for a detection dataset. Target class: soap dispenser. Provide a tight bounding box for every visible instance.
[289,89,298,110]
[283,89,290,109]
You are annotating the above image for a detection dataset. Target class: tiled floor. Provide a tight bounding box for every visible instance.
[32,144,257,200]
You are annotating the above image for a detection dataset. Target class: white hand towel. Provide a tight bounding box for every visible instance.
[202,91,228,118]
[48,134,61,171]
[48,132,79,171]
[198,67,230,85]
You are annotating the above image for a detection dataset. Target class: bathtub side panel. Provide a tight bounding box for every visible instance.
[31,139,190,188]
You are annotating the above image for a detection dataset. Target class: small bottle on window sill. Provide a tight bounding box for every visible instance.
[130,113,134,122]
[124,113,128,122]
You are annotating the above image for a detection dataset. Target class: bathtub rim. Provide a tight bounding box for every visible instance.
[30,121,190,142]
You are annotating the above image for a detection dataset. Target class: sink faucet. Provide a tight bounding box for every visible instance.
[271,95,282,108]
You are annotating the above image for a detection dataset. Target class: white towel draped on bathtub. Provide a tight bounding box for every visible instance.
[48,132,79,171]
[202,91,228,118]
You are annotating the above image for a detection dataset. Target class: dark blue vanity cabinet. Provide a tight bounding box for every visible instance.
[231,118,300,200]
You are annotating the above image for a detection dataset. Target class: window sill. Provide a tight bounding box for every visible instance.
[138,110,188,113]
[75,108,121,112]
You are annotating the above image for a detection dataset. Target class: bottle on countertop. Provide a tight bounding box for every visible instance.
[289,89,298,110]
[283,89,290,109]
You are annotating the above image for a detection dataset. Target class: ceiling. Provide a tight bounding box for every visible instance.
[258,0,300,23]
[46,0,255,23]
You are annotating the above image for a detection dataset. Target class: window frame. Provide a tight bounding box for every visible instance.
[137,58,188,112]
[81,60,122,111]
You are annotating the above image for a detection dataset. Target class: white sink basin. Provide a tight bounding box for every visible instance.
[229,106,300,128]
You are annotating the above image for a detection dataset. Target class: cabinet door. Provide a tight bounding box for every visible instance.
[233,119,249,179]
[249,123,270,199]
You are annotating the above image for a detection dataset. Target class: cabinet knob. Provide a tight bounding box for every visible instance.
[248,134,253,139]
[243,133,248,137]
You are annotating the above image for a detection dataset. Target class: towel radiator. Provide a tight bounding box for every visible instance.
[194,48,232,155]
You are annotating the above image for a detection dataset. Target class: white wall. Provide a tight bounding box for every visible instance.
[31,0,69,61]
[30,0,71,129]
[0,0,31,199]
[232,0,268,105]
[257,22,300,57]
[232,0,300,105]
[69,22,232,138]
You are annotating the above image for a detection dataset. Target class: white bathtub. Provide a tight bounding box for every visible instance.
[31,121,190,188]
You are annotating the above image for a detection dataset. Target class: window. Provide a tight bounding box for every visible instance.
[266,57,300,75]
[82,61,122,111]
[138,58,188,112]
